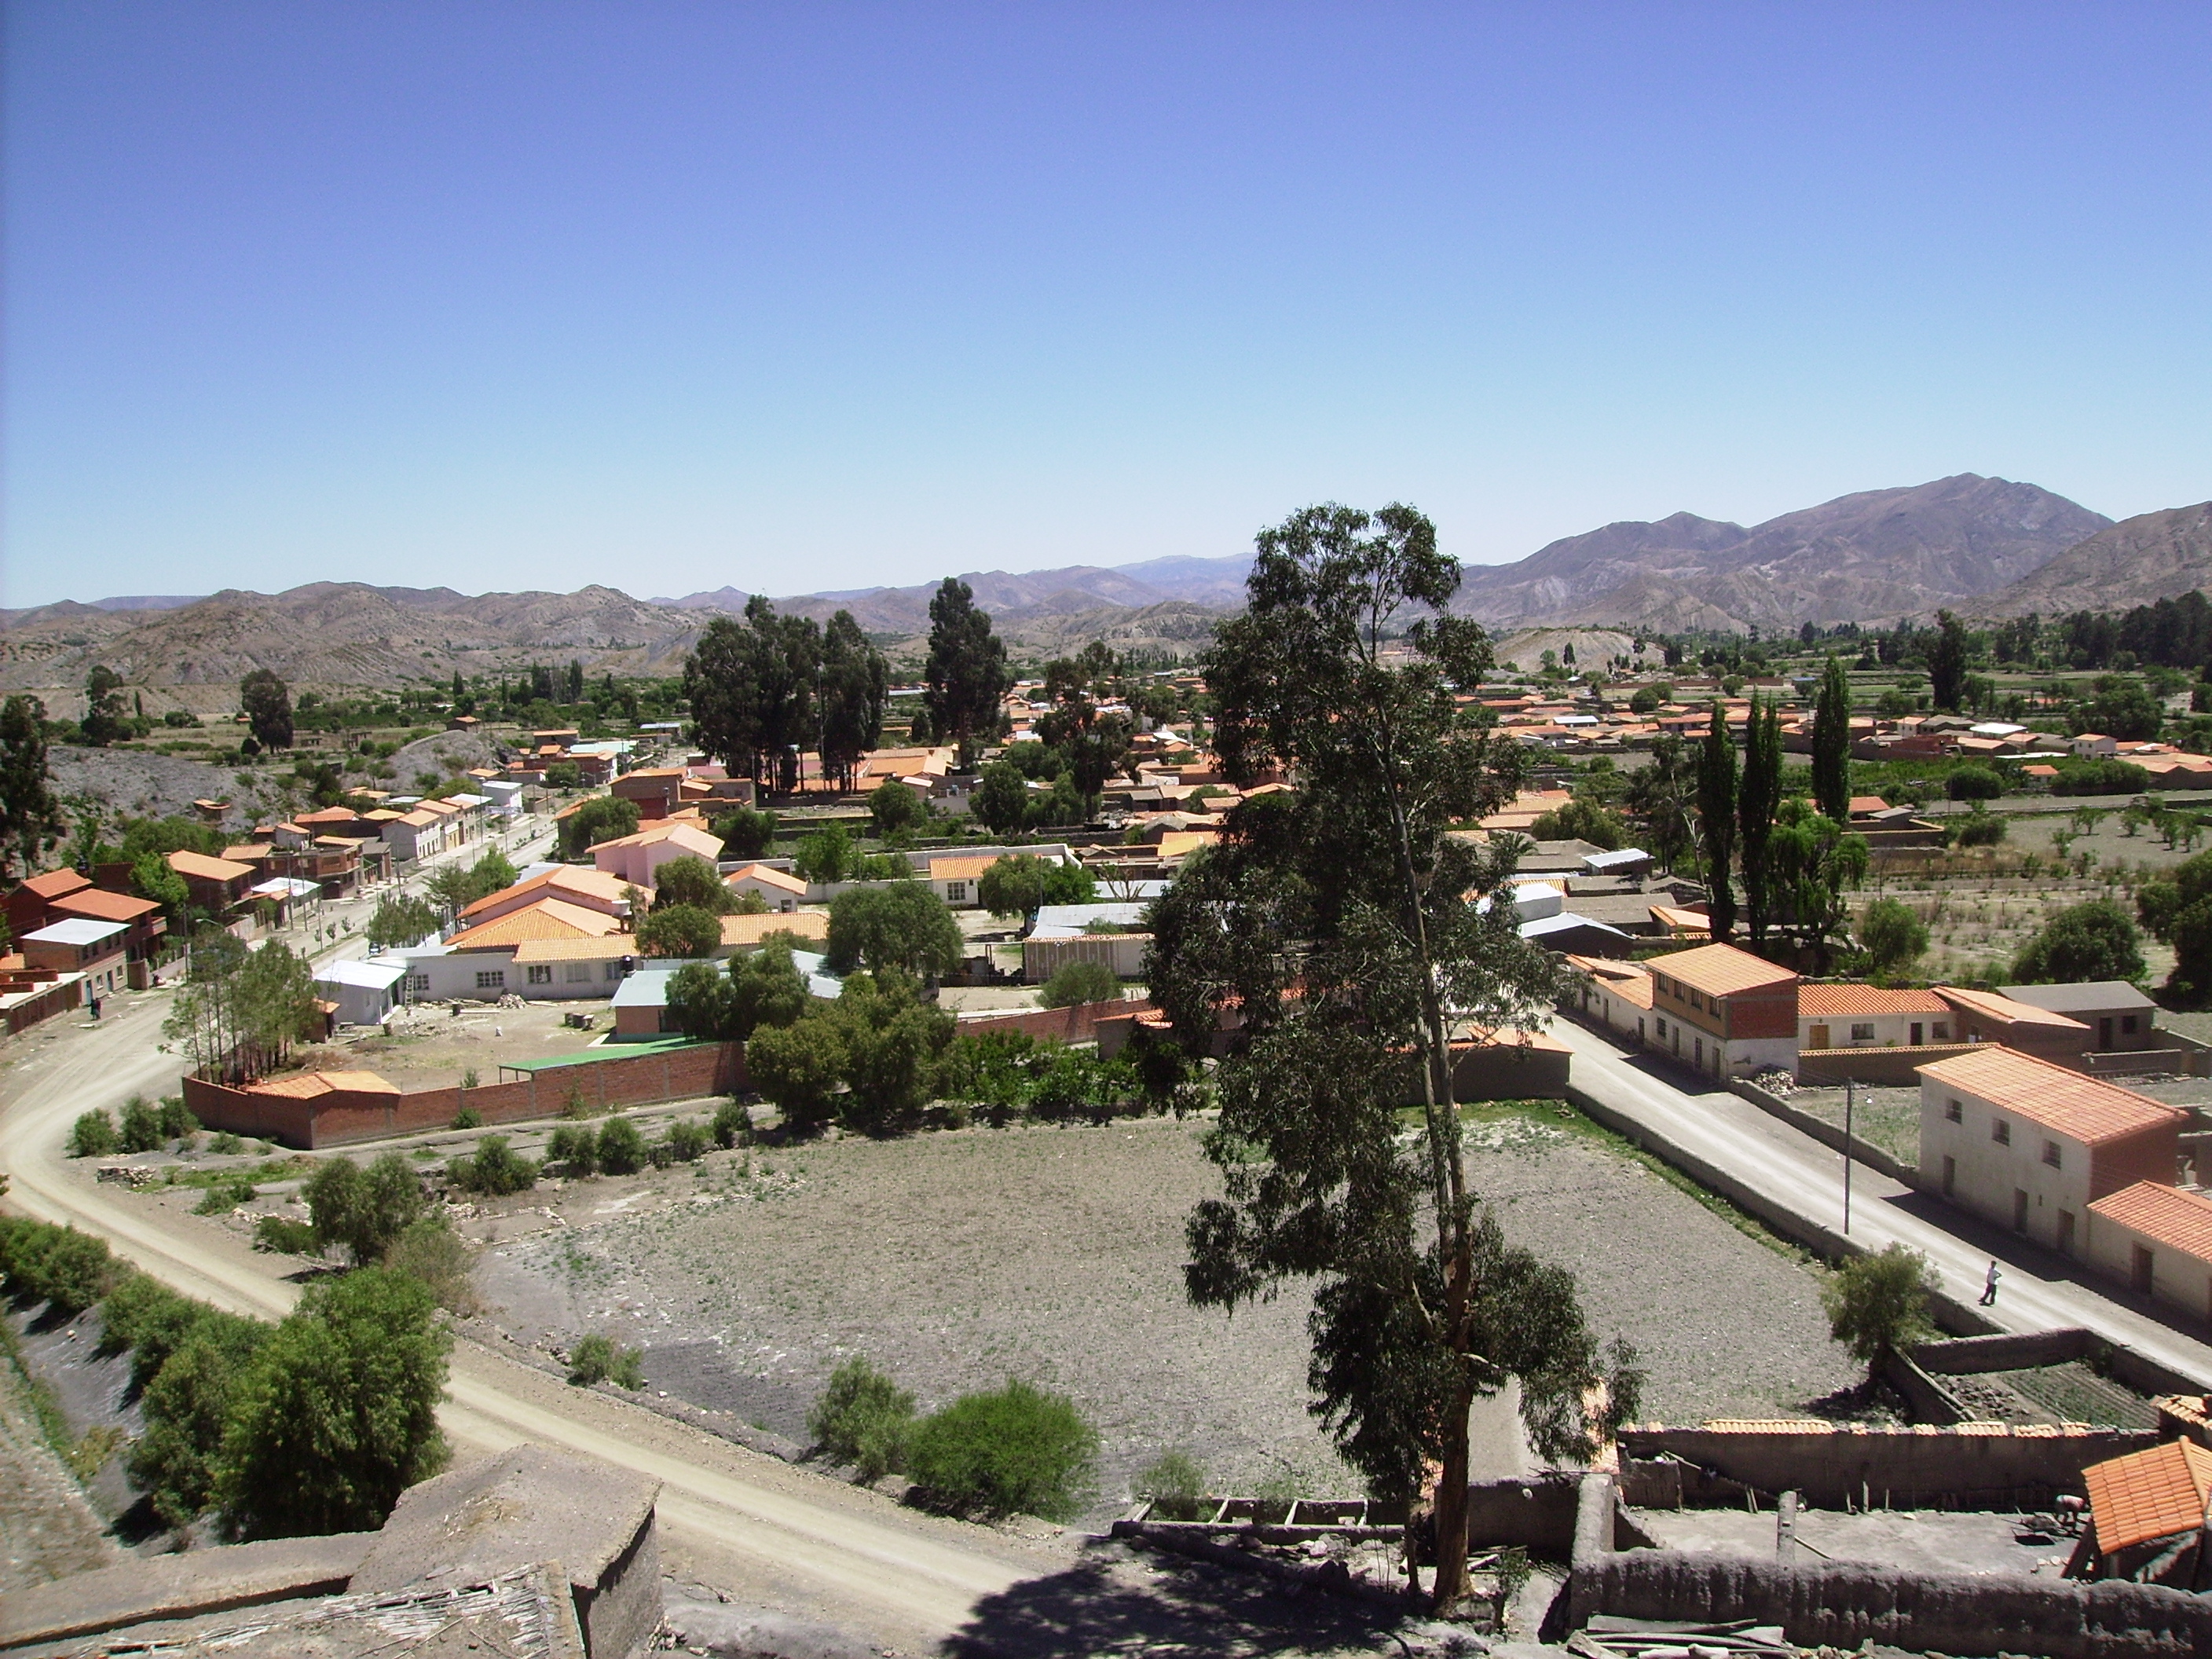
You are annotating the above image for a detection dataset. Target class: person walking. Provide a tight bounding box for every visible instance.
[1979,1258,2001,1306]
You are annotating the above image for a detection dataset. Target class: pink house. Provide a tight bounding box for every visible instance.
[591,819,725,889]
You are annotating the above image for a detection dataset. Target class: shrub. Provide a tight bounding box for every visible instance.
[665,1119,709,1163]
[2013,897,2147,985]
[0,1220,117,1314]
[195,1177,258,1215]
[1820,1243,1938,1377]
[808,1356,916,1481]
[1945,765,2004,801]
[710,1100,752,1148]
[157,1096,196,1138]
[209,1131,244,1155]
[712,806,778,860]
[130,1325,262,1529]
[306,1152,427,1263]
[544,1124,598,1177]
[1858,897,1928,977]
[905,1380,1100,1521]
[2053,758,2152,795]
[215,1266,450,1537]
[382,1218,478,1314]
[252,1217,320,1256]
[68,1109,119,1158]
[1133,1451,1210,1520]
[594,1117,646,1175]
[447,1134,538,1196]
[452,1105,483,1130]
[1039,959,1120,1009]
[567,1332,645,1389]
[1950,811,2006,848]
[747,1018,846,1132]
[119,1096,164,1153]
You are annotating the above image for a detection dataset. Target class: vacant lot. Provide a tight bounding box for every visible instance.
[471,1104,1859,1519]
[287,998,615,1090]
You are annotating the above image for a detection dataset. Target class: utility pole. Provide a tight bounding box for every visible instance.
[1843,1079,1855,1235]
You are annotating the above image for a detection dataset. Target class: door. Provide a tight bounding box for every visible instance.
[2013,1188,2029,1232]
[1942,1155,1955,1196]
[2133,1244,2154,1295]
[2057,1210,2075,1255]
[1910,1023,1924,1046]
[1809,1024,1829,1049]
[2099,1017,2114,1050]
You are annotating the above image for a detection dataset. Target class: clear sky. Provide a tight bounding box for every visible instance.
[4,2,2208,608]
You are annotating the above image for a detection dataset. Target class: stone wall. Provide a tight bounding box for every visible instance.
[185,1041,747,1149]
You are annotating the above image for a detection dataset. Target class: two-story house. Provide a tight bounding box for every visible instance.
[1646,942,1800,1079]
[1917,1045,2182,1257]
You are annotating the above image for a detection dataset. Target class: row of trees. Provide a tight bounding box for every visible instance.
[160,931,323,1083]
[683,599,890,793]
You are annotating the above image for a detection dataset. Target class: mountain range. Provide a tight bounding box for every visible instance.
[4,474,2207,705]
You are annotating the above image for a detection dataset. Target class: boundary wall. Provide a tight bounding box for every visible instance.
[1727,1075,1919,1182]
[183,1041,746,1149]
[954,998,1155,1047]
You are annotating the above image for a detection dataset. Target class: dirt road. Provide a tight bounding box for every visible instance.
[0,991,1068,1653]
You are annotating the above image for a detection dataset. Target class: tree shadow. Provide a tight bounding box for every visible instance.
[939,1536,1416,1659]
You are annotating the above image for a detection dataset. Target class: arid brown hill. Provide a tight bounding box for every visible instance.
[1976,500,2212,619]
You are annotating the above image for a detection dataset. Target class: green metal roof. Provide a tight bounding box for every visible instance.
[499,1035,704,1073]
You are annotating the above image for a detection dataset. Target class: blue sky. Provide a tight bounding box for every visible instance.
[4,2,2208,608]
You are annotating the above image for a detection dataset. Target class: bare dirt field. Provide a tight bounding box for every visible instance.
[465,1103,1860,1522]
[1863,859,2177,986]
[287,999,619,1090]
[1784,1085,1923,1168]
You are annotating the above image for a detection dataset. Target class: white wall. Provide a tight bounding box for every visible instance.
[1918,1079,2093,1254]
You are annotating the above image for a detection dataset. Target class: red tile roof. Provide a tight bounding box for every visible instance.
[2089,1181,2212,1265]
[244,1069,401,1100]
[1798,984,1950,1017]
[1936,985,2091,1031]
[1916,1046,2181,1148]
[1650,942,1799,998]
[52,888,160,923]
[168,850,258,882]
[444,897,624,949]
[2081,1438,2212,1554]
[17,870,90,900]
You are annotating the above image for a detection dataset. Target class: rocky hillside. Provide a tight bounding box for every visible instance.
[1452,474,2111,633]
[1976,501,2212,618]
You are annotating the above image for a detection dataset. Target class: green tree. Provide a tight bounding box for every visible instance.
[130,1319,266,1528]
[1526,797,1625,851]
[712,806,779,859]
[2013,898,2146,985]
[1697,701,1738,940]
[1623,733,1696,871]
[1737,696,1784,948]
[365,892,440,951]
[1811,656,1852,824]
[635,903,723,958]
[427,847,519,915]
[240,668,294,751]
[747,1016,845,1131]
[130,850,192,928]
[650,853,736,914]
[1040,958,1120,1008]
[819,611,891,793]
[557,795,639,859]
[869,778,926,837]
[664,961,738,1040]
[0,694,60,880]
[81,665,130,746]
[971,760,1032,837]
[1145,504,1624,1613]
[304,1152,427,1265]
[728,938,811,1036]
[792,822,854,884]
[904,1379,1099,1522]
[1946,765,2004,801]
[234,939,320,1075]
[1859,897,1929,977]
[830,972,953,1134]
[808,1356,914,1481]
[1762,800,1868,970]
[1820,1243,1938,1380]
[825,884,964,979]
[923,578,1012,767]
[215,1267,450,1537]
[1928,610,1968,714]
[976,853,1088,920]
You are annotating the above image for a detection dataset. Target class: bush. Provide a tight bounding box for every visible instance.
[383,1218,478,1314]
[665,1119,709,1163]
[1945,766,2004,801]
[1039,959,1120,1009]
[2053,758,2152,796]
[306,1153,427,1263]
[158,1096,197,1139]
[904,1380,1100,1522]
[446,1134,538,1196]
[808,1356,915,1481]
[0,1218,117,1314]
[870,778,927,837]
[1950,811,2006,848]
[208,1131,244,1155]
[68,1109,119,1158]
[2013,898,2146,985]
[1133,1450,1210,1520]
[130,1324,262,1529]
[119,1096,164,1153]
[452,1105,483,1130]
[1820,1243,1938,1375]
[215,1267,450,1537]
[826,884,964,980]
[544,1124,598,1177]
[748,1018,846,1132]
[636,903,723,958]
[712,806,778,859]
[710,1100,752,1148]
[1858,898,1928,977]
[594,1117,646,1176]
[252,1217,320,1256]
[567,1331,645,1389]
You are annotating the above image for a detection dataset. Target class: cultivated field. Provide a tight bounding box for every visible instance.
[467,1104,1861,1520]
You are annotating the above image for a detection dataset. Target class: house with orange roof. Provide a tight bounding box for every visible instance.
[507,934,637,996]
[33,881,167,983]
[1797,983,1954,1052]
[591,819,724,888]
[723,862,807,913]
[2067,1437,2212,1583]
[2086,1180,2212,1322]
[720,910,829,954]
[1933,983,2092,1062]
[167,848,258,917]
[443,896,624,953]
[4,869,100,946]
[1562,954,1654,1046]
[456,866,637,928]
[928,854,998,908]
[1917,1046,2183,1256]
[1646,942,1800,1079]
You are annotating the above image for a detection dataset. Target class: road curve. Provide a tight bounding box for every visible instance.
[0,987,1057,1650]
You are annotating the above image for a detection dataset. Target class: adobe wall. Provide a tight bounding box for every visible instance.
[1615,1422,2155,1510]
[184,1042,748,1149]
[1579,1551,2212,1659]
[955,998,1157,1048]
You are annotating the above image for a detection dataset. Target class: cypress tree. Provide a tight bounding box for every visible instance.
[1737,695,1785,950]
[1812,655,1852,825]
[1697,700,1738,940]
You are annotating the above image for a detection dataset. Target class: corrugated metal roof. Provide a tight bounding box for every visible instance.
[1915,1046,2181,1148]
[2088,1180,2212,1265]
[2082,1439,2212,1555]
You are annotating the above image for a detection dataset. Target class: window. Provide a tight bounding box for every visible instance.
[1688,990,1704,1011]
[411,974,430,993]
[2042,1140,2061,1169]
[1932,1022,1950,1040]
[2122,1014,2140,1035]
[945,881,969,904]
[606,961,624,980]
[527,965,552,986]
[1850,1022,1876,1042]
[564,962,594,983]
[476,970,505,991]
[1654,1017,1667,1039]
[1944,1097,1962,1123]
[1992,1118,2011,1146]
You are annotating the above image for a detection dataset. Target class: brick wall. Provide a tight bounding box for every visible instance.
[954,998,1158,1047]
[185,1042,749,1149]
[2089,1119,2186,1203]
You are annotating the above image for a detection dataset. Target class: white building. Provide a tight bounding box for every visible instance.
[314,958,408,1026]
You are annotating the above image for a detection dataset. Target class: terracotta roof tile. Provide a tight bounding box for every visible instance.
[51,888,160,923]
[444,897,625,949]
[244,1069,402,1099]
[1650,942,1799,998]
[2088,1181,2212,1265]
[720,910,829,949]
[2082,1439,2212,1554]
[1937,984,2091,1031]
[928,856,998,881]
[1916,1046,2181,1148]
[168,850,258,882]
[1798,984,1950,1017]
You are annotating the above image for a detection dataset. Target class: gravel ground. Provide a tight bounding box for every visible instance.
[470,1104,1859,1524]
[290,1000,619,1090]
[1784,1085,1924,1167]
[46,745,251,829]
[0,1321,119,1591]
